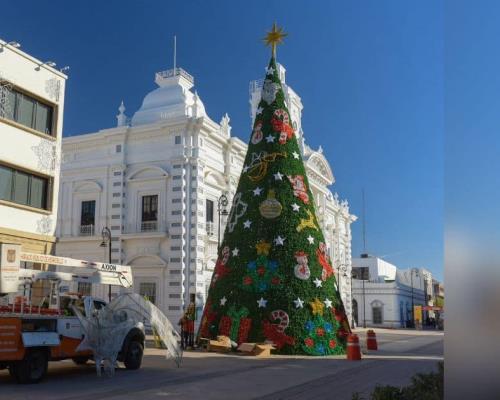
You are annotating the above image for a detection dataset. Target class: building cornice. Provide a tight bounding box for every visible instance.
[0,226,56,243]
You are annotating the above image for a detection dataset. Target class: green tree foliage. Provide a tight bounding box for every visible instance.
[352,362,444,400]
[198,56,350,355]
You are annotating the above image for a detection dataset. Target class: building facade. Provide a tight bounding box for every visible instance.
[56,63,356,326]
[432,278,444,328]
[351,256,429,328]
[0,38,66,259]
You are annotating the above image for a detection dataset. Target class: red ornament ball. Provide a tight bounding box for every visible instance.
[271,277,280,285]
[316,327,325,337]
[257,267,266,276]
[304,338,314,348]
[243,276,253,285]
[329,339,336,348]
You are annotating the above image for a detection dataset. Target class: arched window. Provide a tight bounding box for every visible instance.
[371,300,384,324]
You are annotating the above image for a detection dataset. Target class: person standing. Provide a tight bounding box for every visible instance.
[178,308,189,350]
[185,293,197,349]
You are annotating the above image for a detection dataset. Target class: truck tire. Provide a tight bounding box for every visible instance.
[12,348,48,384]
[72,356,90,365]
[124,340,143,370]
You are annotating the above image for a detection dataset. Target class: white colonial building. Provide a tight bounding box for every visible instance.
[55,62,356,326]
[351,255,433,328]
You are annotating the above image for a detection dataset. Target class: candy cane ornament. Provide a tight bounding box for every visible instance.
[270,309,290,333]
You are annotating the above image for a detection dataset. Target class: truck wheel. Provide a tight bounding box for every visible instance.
[72,356,90,365]
[124,340,143,370]
[12,349,48,384]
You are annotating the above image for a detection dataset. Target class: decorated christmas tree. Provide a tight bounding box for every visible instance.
[199,24,351,355]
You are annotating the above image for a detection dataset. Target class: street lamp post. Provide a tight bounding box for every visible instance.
[350,271,356,328]
[350,267,367,328]
[357,266,368,328]
[362,276,366,328]
[217,194,229,252]
[100,226,112,302]
[410,268,419,328]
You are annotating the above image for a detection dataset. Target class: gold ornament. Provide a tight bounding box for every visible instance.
[255,240,271,256]
[310,298,324,316]
[259,190,282,219]
[296,210,319,232]
[263,22,288,57]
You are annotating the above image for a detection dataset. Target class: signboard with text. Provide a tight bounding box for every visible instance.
[0,243,21,293]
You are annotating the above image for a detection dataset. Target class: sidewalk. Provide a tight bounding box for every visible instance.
[353,327,444,336]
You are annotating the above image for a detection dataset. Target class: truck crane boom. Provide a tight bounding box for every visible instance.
[0,244,133,294]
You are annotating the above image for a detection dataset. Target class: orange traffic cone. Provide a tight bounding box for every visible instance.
[366,329,378,350]
[346,334,362,360]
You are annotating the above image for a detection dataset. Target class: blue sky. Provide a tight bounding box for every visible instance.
[1,1,443,280]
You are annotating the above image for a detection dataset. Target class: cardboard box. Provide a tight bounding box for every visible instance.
[253,344,275,357]
[208,335,231,352]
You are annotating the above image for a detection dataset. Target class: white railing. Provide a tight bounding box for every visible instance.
[206,221,215,237]
[141,221,158,232]
[206,242,218,257]
[155,68,194,85]
[122,222,168,235]
[79,225,95,236]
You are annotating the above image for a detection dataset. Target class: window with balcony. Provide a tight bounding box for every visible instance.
[0,164,49,210]
[141,195,158,232]
[80,200,95,236]
[1,87,54,136]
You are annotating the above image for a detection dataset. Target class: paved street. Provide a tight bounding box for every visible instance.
[0,329,443,400]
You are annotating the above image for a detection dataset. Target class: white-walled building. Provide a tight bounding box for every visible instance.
[0,38,66,258]
[351,255,431,328]
[55,62,356,326]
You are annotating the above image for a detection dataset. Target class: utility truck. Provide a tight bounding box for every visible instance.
[0,243,145,383]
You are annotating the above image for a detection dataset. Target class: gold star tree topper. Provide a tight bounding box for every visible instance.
[263,23,287,57]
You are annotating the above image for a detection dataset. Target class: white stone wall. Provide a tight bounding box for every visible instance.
[352,280,426,328]
[353,257,398,282]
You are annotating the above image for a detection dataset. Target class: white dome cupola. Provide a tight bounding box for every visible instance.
[131,67,206,126]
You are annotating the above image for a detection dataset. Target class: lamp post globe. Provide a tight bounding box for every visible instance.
[217,194,229,252]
